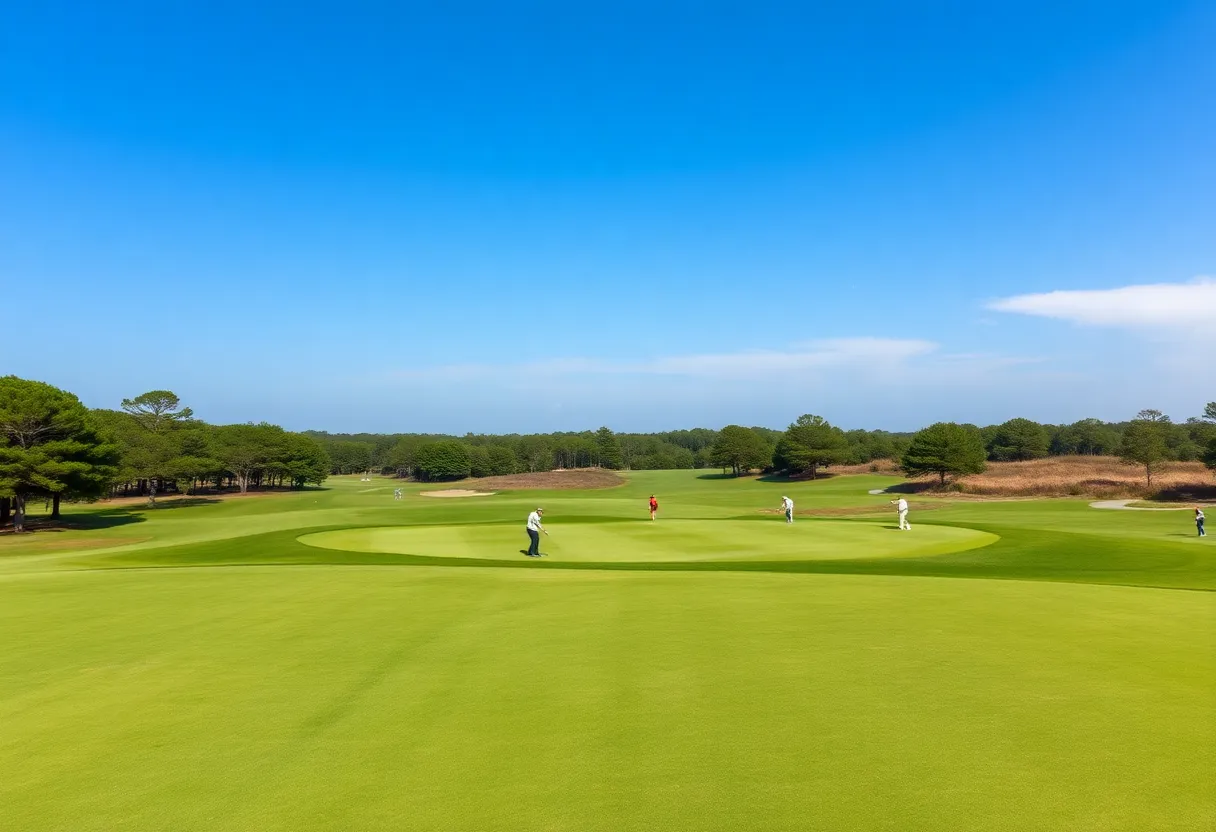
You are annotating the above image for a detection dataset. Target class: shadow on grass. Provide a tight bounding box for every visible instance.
[0,509,147,535]
[757,472,842,483]
[1150,485,1216,502]
[881,481,941,495]
[141,498,223,510]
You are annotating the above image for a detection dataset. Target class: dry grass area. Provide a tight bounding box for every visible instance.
[454,469,626,491]
[830,459,903,476]
[934,456,1215,500]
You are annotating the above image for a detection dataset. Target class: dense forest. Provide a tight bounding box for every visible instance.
[2,373,1214,531]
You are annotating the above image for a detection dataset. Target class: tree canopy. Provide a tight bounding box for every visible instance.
[987,418,1049,461]
[595,427,623,470]
[0,377,120,530]
[902,422,987,484]
[1119,415,1171,487]
[414,441,472,481]
[710,426,772,476]
[773,414,849,479]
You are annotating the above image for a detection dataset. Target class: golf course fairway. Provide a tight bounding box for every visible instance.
[2,470,1213,831]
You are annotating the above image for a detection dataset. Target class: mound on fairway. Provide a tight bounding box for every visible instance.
[298,519,997,564]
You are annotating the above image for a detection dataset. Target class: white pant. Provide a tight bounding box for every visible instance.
[898,510,910,530]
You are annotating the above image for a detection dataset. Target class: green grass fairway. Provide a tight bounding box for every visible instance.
[2,471,1213,830]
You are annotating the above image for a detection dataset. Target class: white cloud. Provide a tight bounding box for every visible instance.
[988,276,1216,329]
[391,337,939,381]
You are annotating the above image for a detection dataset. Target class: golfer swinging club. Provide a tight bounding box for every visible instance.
[1197,507,1206,538]
[890,497,911,530]
[525,507,547,557]
[781,495,794,524]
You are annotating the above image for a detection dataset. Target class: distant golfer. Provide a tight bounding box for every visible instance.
[393,488,402,501]
[890,497,911,530]
[649,495,659,521]
[780,495,794,524]
[525,507,547,557]
[1197,507,1206,538]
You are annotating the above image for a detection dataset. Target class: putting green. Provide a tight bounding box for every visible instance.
[298,519,998,563]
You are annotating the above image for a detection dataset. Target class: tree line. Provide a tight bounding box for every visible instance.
[0,378,328,531]
[307,406,1216,485]
[4,372,1213,531]
[882,408,1216,487]
[306,424,906,482]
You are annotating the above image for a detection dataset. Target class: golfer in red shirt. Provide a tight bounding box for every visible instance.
[649,495,658,521]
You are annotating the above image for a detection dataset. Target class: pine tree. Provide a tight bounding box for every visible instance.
[0,377,120,531]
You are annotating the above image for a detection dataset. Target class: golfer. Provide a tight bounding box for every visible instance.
[393,488,402,501]
[1197,507,1206,538]
[890,497,911,530]
[649,495,659,520]
[525,507,547,557]
[781,495,794,524]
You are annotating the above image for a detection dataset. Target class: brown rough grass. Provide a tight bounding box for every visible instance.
[830,459,903,476]
[927,456,1215,500]
[453,469,625,491]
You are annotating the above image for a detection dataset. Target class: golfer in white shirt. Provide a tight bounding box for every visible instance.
[890,497,911,530]
[525,508,547,557]
[781,496,794,524]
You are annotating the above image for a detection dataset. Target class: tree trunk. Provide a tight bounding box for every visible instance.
[51,493,61,520]
[13,494,26,532]
[0,496,9,526]
[148,477,158,507]
[1145,464,1152,488]
[939,470,947,485]
[809,463,818,480]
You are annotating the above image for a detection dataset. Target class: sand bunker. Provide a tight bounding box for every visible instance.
[421,489,496,498]
[1089,499,1194,511]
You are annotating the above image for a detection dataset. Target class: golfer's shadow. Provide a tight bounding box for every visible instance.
[518,549,547,557]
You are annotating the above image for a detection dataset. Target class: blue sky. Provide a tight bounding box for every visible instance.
[2,1,1213,433]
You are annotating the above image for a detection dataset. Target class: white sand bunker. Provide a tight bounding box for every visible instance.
[421,489,496,498]
[1089,499,1192,511]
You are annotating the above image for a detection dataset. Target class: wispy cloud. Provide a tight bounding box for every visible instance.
[988,276,1216,329]
[391,337,939,381]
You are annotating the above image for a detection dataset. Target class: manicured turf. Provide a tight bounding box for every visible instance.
[1,471,1213,831]
[298,519,997,562]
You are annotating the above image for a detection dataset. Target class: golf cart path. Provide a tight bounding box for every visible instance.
[1089,499,1191,511]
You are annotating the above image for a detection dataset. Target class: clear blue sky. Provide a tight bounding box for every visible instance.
[3,1,1213,433]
